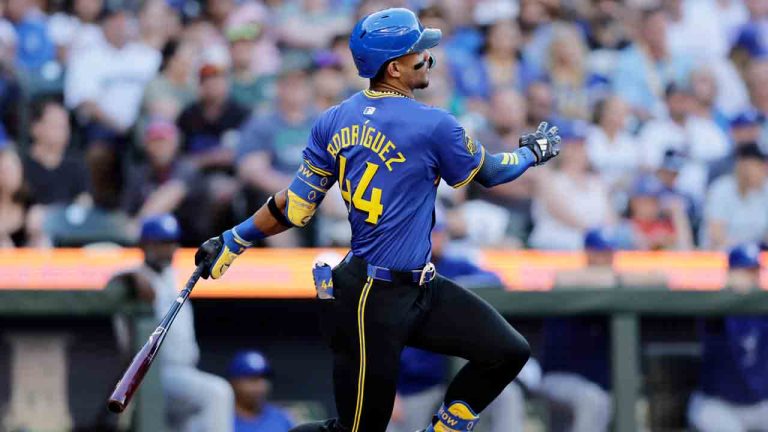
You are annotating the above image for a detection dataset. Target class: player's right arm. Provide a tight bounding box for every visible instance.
[194,112,337,280]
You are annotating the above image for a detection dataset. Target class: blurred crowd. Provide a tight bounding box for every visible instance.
[0,0,767,253]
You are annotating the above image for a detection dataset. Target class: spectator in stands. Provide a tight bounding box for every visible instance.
[228,350,295,432]
[689,66,731,134]
[545,22,608,121]
[455,20,539,100]
[48,0,104,63]
[688,243,768,432]
[21,100,89,207]
[612,6,691,119]
[111,214,234,431]
[586,95,639,207]
[138,0,178,51]
[529,120,615,250]
[275,0,351,52]
[6,0,56,72]
[464,87,532,246]
[122,119,204,244]
[225,2,280,78]
[733,0,768,59]
[745,59,768,147]
[227,22,271,110]
[237,66,316,212]
[540,228,615,432]
[66,5,161,140]
[638,82,730,205]
[703,142,768,250]
[583,0,630,82]
[616,175,693,251]
[65,5,161,208]
[311,50,349,111]
[0,148,28,247]
[143,40,198,121]
[177,60,249,173]
[525,81,557,132]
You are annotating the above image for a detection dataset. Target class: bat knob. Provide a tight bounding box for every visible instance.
[107,399,126,413]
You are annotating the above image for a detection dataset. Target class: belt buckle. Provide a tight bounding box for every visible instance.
[418,262,435,286]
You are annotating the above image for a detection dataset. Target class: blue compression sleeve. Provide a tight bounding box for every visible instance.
[474,147,536,187]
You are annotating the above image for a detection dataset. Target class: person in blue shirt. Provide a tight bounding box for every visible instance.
[195,8,560,432]
[688,243,768,432]
[229,350,295,432]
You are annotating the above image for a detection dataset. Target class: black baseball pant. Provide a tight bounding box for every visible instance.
[290,255,530,432]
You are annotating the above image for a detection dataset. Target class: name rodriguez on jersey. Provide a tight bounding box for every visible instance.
[326,120,407,171]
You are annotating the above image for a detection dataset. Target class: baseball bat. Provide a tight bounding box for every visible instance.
[107,263,205,413]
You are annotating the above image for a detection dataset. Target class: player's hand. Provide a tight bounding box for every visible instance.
[194,230,247,279]
[519,121,561,166]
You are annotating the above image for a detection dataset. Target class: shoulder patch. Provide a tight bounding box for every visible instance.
[465,133,478,156]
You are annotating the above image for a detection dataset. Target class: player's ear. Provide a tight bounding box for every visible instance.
[388,60,401,79]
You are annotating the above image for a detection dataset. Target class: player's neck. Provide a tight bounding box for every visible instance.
[370,81,413,99]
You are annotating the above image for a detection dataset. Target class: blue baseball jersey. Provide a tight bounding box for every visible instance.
[303,89,485,270]
[700,317,768,404]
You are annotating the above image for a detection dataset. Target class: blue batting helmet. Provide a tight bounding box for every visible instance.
[728,243,761,269]
[139,213,180,243]
[349,8,442,79]
[228,350,273,379]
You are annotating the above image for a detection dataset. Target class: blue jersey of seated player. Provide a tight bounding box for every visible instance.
[234,403,294,432]
[700,317,768,404]
[302,90,484,270]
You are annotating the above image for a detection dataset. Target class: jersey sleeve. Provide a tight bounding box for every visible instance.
[431,113,485,188]
[301,112,336,177]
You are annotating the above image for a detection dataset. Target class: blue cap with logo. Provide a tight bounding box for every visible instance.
[228,350,273,379]
[584,228,615,252]
[728,243,761,269]
[139,213,181,243]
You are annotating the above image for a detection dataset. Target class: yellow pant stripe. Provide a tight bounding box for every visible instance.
[352,277,374,432]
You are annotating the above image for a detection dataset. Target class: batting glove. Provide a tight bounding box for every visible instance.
[194,230,249,279]
[519,121,561,166]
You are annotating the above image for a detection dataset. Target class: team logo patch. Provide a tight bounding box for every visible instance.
[465,134,478,155]
[363,106,376,116]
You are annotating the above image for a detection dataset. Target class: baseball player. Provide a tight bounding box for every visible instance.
[688,243,768,432]
[126,214,234,432]
[228,350,295,432]
[195,8,560,432]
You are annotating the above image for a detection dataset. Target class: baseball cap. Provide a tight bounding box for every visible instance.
[730,109,763,128]
[225,23,261,42]
[144,119,178,142]
[728,243,761,269]
[228,350,273,379]
[584,228,615,252]
[630,175,664,198]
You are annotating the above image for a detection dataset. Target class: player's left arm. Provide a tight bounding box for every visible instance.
[474,122,561,187]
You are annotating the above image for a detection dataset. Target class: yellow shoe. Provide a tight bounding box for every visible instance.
[429,401,479,432]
